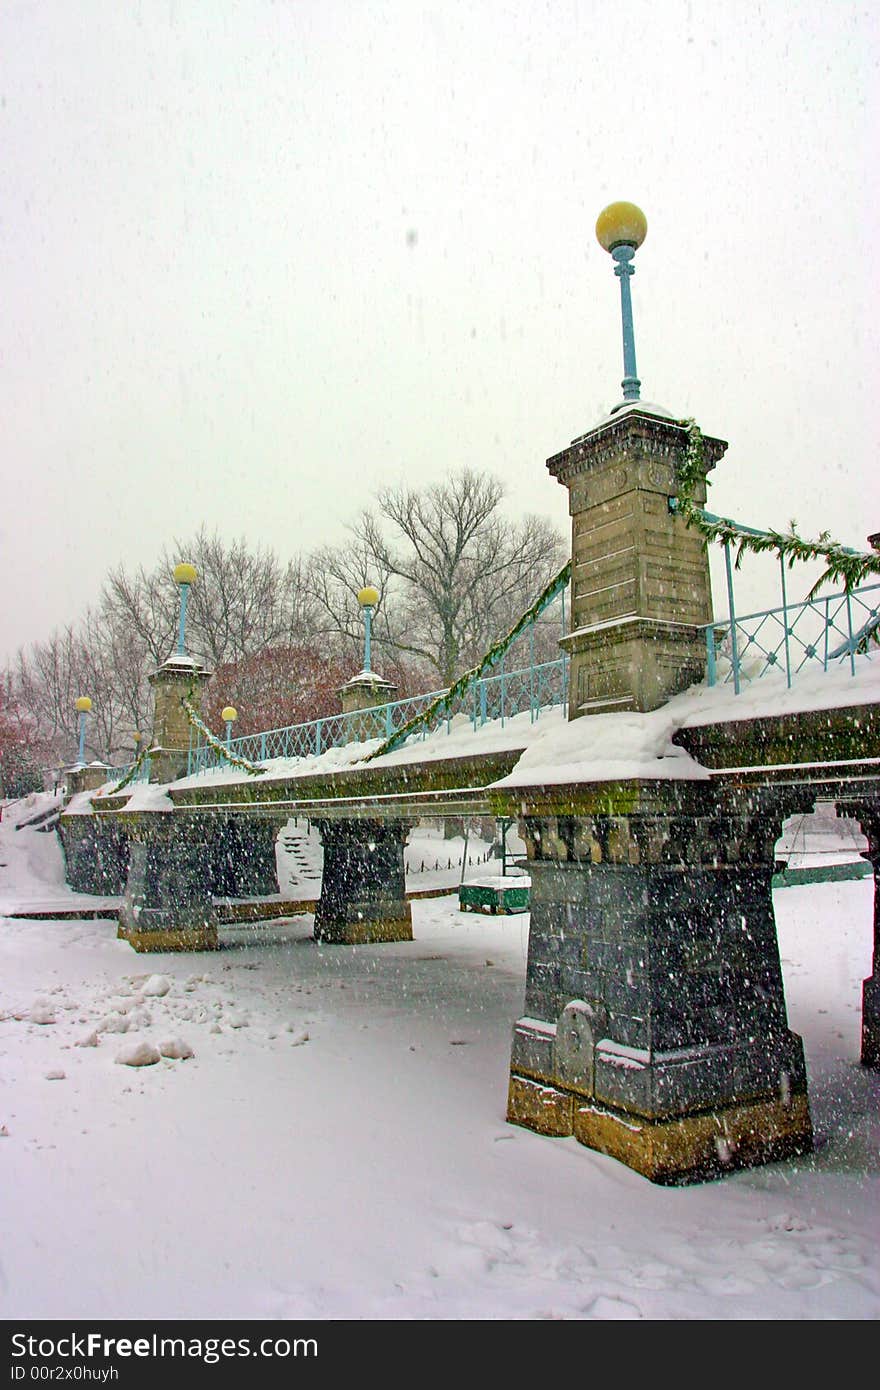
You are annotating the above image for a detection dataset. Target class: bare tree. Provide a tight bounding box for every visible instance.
[307,470,566,685]
[16,531,324,767]
[104,530,319,671]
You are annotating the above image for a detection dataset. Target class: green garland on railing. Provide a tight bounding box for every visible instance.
[181,694,264,777]
[675,418,880,598]
[366,558,572,761]
[101,740,154,797]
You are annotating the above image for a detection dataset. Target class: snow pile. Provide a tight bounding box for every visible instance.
[499,654,880,789]
[497,708,709,788]
[115,1040,160,1067]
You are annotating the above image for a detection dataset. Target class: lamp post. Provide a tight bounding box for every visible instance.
[173,562,197,656]
[74,696,91,766]
[595,201,648,403]
[357,585,380,673]
[221,706,238,750]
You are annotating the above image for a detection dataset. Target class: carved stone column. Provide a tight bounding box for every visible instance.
[148,655,212,783]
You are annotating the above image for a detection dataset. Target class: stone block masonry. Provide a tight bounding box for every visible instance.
[506,779,814,1182]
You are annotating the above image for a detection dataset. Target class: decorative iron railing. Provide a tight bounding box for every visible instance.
[103,761,151,785]
[187,559,571,776]
[186,655,570,776]
[701,579,879,692]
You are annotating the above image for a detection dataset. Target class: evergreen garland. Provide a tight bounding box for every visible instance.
[675,418,880,598]
[181,694,264,777]
[101,740,154,797]
[367,559,572,761]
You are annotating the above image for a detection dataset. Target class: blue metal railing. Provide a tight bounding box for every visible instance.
[103,759,151,787]
[187,563,571,776]
[187,654,569,776]
[702,581,880,690]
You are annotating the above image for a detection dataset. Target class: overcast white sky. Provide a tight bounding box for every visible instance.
[1,0,877,665]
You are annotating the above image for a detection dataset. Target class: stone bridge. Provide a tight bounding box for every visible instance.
[53,204,880,1183]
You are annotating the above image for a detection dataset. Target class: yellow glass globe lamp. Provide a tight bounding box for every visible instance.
[75,696,92,713]
[221,707,238,724]
[173,562,197,586]
[357,585,380,608]
[595,201,648,253]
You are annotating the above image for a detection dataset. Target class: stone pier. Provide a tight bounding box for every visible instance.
[505,780,813,1183]
[57,813,129,896]
[116,814,219,952]
[312,818,413,944]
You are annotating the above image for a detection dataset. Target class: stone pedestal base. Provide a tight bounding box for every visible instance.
[312,818,413,944]
[65,764,112,796]
[117,923,219,953]
[563,618,707,716]
[507,1075,812,1185]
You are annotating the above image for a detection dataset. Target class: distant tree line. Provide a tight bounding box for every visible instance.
[4,469,566,777]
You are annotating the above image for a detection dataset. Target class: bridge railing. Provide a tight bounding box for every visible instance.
[186,654,569,776]
[102,760,151,787]
[703,580,880,692]
[187,687,448,775]
[187,560,571,775]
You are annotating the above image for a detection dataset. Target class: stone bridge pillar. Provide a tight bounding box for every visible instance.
[208,816,282,901]
[312,818,413,944]
[835,797,880,1067]
[338,673,397,744]
[117,813,219,952]
[148,655,212,784]
[506,781,813,1183]
[548,407,727,717]
[58,814,129,897]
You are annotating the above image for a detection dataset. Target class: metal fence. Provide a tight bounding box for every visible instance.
[187,654,570,777]
[702,579,880,692]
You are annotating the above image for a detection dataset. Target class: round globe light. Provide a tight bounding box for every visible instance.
[595,201,648,253]
[173,562,197,586]
[221,706,238,723]
[75,696,92,713]
[357,585,380,608]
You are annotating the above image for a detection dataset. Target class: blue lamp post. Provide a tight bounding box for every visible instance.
[74,696,91,766]
[221,706,238,749]
[173,562,197,656]
[357,585,380,673]
[596,201,648,403]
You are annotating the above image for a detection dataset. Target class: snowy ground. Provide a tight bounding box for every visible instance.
[1,859,878,1318]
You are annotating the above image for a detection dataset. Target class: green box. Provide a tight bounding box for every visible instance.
[458,878,530,915]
